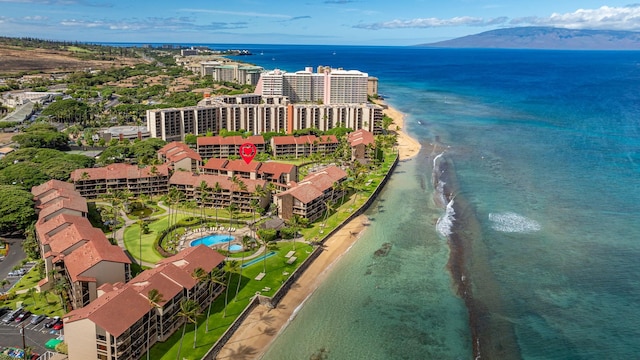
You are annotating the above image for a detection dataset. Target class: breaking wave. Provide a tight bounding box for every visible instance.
[488,212,541,233]
[436,199,456,236]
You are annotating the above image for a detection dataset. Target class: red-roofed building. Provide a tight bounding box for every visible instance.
[274,165,347,221]
[70,163,170,199]
[64,245,225,360]
[201,159,297,188]
[158,141,201,172]
[270,134,338,158]
[31,179,75,199]
[31,180,131,313]
[348,129,376,162]
[169,172,270,213]
[197,135,265,159]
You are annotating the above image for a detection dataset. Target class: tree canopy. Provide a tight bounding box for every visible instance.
[0,185,37,234]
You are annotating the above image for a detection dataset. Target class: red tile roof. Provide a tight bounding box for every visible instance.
[170,172,267,193]
[36,188,82,209]
[65,246,225,337]
[65,287,151,338]
[258,161,295,178]
[35,213,90,242]
[224,159,261,173]
[47,222,106,254]
[64,239,131,283]
[348,129,375,147]
[276,166,346,204]
[70,163,170,182]
[201,158,228,171]
[38,197,88,220]
[159,141,202,162]
[31,180,75,198]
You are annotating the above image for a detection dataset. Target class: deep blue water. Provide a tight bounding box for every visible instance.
[237,46,640,359]
[113,43,640,359]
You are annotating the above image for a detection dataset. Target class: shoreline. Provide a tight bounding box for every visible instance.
[216,104,422,359]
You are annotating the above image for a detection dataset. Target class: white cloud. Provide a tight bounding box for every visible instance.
[355,5,640,31]
[180,8,290,19]
[512,5,640,30]
[355,16,508,30]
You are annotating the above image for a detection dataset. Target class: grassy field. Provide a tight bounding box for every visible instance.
[150,241,313,360]
[123,214,191,264]
[0,267,64,317]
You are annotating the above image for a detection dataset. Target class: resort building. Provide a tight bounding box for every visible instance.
[274,166,348,222]
[31,180,131,310]
[157,141,201,172]
[169,172,270,213]
[64,245,226,360]
[197,135,266,159]
[99,126,150,142]
[200,159,297,188]
[70,163,171,199]
[347,129,376,162]
[200,62,263,85]
[255,66,371,105]
[270,134,339,158]
[146,95,383,142]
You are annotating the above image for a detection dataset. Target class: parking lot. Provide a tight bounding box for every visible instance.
[0,314,62,355]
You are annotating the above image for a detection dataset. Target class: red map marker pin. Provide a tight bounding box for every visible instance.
[239,143,257,164]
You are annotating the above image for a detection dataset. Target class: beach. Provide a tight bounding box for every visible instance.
[217,104,421,359]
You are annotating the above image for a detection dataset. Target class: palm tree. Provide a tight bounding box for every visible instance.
[322,199,335,227]
[27,287,37,305]
[196,181,210,226]
[206,268,225,333]
[211,182,222,227]
[190,267,208,347]
[146,289,164,360]
[175,299,200,359]
[137,219,145,266]
[287,215,303,251]
[223,260,239,317]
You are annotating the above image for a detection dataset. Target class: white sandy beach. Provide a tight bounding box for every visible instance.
[216,104,422,359]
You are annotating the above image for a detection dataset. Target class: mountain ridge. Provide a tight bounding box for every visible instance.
[419,27,640,50]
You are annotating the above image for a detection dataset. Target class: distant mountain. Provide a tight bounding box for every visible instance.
[420,27,640,50]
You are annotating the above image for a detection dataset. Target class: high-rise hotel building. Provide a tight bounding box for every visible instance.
[146,67,383,142]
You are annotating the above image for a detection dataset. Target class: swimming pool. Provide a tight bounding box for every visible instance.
[190,234,234,247]
[241,251,277,268]
[228,244,243,252]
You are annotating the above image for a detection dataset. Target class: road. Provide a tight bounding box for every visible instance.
[0,316,62,355]
[0,237,27,291]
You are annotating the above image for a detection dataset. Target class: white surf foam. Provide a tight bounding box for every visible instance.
[488,212,541,233]
[436,199,456,236]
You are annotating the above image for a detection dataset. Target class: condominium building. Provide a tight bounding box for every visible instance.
[256,66,370,105]
[200,159,297,187]
[200,62,263,85]
[197,135,266,159]
[157,141,201,172]
[70,163,171,199]
[146,95,383,142]
[270,134,339,158]
[169,172,270,213]
[347,129,376,162]
[64,245,226,360]
[274,166,347,221]
[32,180,131,310]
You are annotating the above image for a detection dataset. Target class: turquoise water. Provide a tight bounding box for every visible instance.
[241,251,277,268]
[225,47,640,359]
[189,234,234,247]
[228,244,243,252]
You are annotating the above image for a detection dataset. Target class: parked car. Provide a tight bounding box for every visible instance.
[0,307,9,317]
[15,311,31,323]
[30,314,46,325]
[2,308,23,323]
[52,321,63,330]
[7,269,26,277]
[44,316,60,328]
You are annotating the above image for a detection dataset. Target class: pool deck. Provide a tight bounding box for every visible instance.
[177,225,251,253]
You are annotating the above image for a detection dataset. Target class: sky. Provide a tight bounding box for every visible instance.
[1,1,640,45]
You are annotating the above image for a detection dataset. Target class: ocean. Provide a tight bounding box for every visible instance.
[202,45,640,359]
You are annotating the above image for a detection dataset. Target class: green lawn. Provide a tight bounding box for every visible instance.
[0,267,64,317]
[123,214,191,264]
[150,241,313,360]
